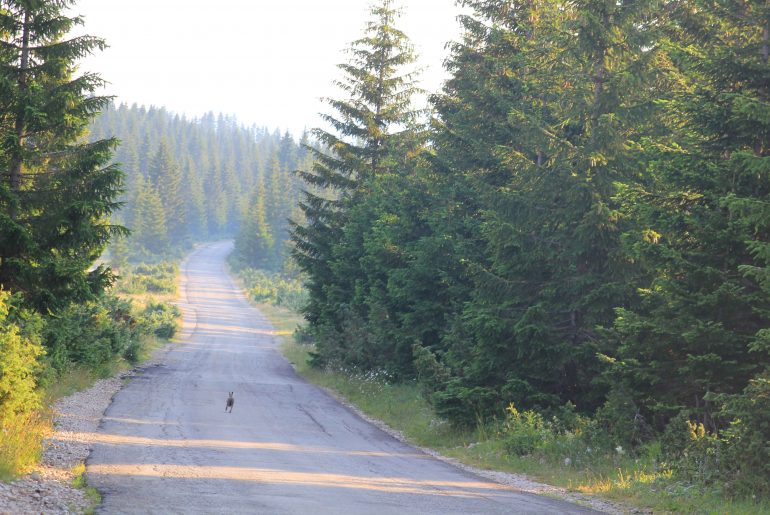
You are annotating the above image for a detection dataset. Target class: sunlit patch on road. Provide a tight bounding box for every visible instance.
[63,432,428,459]
[88,464,518,499]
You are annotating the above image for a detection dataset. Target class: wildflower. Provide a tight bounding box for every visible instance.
[615,445,625,455]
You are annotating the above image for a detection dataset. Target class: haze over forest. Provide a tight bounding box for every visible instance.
[0,0,769,510]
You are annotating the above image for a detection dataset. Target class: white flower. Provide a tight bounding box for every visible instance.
[615,445,625,455]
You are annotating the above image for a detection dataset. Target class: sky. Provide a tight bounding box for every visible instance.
[70,0,467,135]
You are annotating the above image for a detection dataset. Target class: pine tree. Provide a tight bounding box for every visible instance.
[131,177,168,255]
[421,0,667,421]
[234,175,274,269]
[0,0,124,310]
[291,0,422,366]
[182,155,207,239]
[151,140,186,245]
[609,0,770,429]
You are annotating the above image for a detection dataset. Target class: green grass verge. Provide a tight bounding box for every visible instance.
[72,463,102,514]
[1,262,180,481]
[257,302,770,515]
[0,412,49,481]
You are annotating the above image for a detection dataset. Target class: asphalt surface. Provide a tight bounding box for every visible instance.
[86,241,598,514]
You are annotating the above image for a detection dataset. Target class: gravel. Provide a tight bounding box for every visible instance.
[1,285,639,515]
[0,355,168,515]
[318,386,645,515]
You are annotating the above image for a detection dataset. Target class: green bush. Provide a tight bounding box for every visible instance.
[502,403,548,456]
[139,302,181,339]
[658,375,770,498]
[713,370,770,497]
[0,290,44,420]
[237,268,307,311]
[43,296,141,371]
[661,412,721,487]
[115,262,178,295]
[412,344,451,400]
[594,388,653,452]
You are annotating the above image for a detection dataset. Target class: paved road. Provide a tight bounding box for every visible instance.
[87,241,597,514]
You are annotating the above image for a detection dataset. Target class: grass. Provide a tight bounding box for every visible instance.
[0,363,128,482]
[257,302,770,515]
[0,260,180,482]
[71,463,102,514]
[0,411,51,481]
[254,302,301,339]
[43,364,120,404]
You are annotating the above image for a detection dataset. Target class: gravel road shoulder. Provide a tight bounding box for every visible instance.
[317,385,642,515]
[0,353,170,515]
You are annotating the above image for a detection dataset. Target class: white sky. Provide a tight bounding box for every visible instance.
[70,0,466,135]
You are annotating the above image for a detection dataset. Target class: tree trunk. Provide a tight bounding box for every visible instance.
[10,8,31,205]
[758,4,769,156]
[591,63,605,134]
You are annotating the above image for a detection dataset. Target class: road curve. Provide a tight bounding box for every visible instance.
[86,241,597,514]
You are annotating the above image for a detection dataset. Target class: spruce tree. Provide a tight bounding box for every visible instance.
[234,175,274,269]
[291,0,422,365]
[150,140,186,246]
[422,0,666,421]
[0,0,124,310]
[131,177,168,255]
[609,0,770,429]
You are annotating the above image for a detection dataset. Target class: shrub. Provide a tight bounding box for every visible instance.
[502,403,548,456]
[0,290,44,420]
[0,290,47,479]
[43,296,140,372]
[236,268,308,312]
[660,374,770,498]
[661,411,721,487]
[139,302,181,339]
[115,262,178,295]
[412,343,450,400]
[594,388,652,452]
[712,369,770,497]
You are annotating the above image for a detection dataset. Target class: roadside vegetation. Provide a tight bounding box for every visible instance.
[261,305,768,514]
[228,254,307,313]
[0,0,304,482]
[257,1,770,512]
[0,261,181,480]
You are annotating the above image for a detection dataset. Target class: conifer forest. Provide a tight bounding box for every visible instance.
[1,0,770,510]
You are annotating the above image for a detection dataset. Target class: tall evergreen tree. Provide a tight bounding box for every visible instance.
[131,175,167,255]
[0,0,124,310]
[416,0,667,421]
[609,0,770,429]
[291,0,423,366]
[234,175,274,269]
[151,140,186,245]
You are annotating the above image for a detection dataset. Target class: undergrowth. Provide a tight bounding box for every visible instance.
[0,260,180,480]
[0,412,50,480]
[229,265,307,312]
[262,302,770,514]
